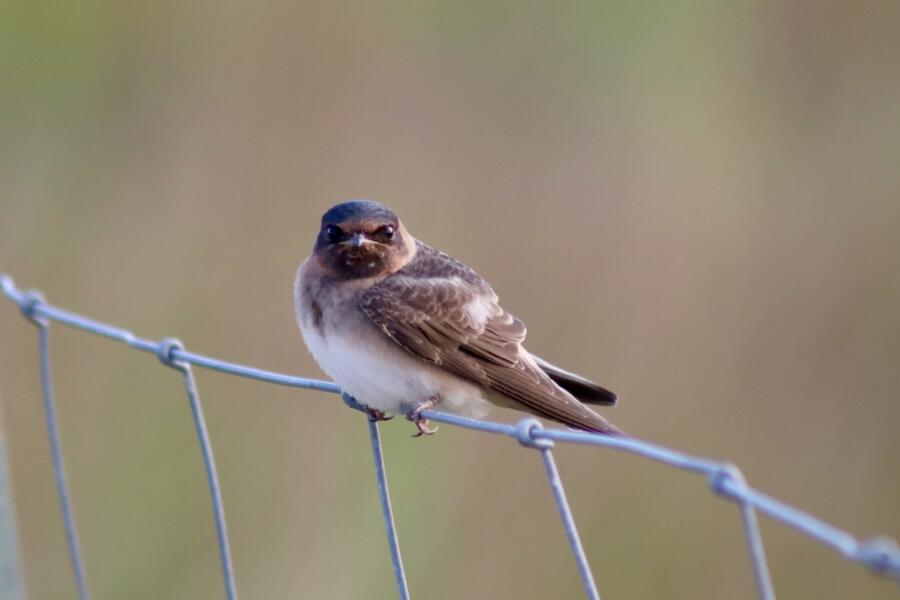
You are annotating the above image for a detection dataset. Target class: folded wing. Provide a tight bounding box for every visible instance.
[359,271,621,434]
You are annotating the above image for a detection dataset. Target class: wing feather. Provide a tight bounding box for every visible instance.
[359,250,620,434]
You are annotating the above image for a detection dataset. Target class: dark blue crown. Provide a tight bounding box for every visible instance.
[322,200,398,226]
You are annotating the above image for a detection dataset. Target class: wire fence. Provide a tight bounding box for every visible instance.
[1,272,898,600]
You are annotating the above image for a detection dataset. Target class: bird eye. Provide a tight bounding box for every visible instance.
[324,224,343,244]
[374,225,395,241]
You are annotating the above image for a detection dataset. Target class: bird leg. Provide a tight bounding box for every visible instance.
[406,395,441,437]
[365,406,394,422]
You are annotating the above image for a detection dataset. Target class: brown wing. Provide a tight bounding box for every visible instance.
[359,272,620,434]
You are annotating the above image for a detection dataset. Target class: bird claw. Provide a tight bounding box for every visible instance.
[365,407,394,422]
[406,395,441,437]
[410,419,438,437]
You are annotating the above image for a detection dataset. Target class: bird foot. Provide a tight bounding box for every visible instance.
[365,407,394,422]
[410,418,438,437]
[406,396,441,437]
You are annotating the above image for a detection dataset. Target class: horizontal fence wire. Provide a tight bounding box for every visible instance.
[1,273,899,600]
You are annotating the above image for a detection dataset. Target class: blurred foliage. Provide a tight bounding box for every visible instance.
[1,1,899,598]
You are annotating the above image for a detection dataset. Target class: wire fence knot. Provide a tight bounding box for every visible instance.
[515,418,554,450]
[341,393,368,414]
[18,290,48,326]
[853,537,900,581]
[157,337,187,370]
[708,463,748,501]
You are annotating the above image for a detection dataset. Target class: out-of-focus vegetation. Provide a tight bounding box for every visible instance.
[1,2,898,598]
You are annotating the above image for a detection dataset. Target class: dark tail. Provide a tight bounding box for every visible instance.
[533,355,618,406]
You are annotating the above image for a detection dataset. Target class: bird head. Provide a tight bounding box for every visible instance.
[314,200,416,279]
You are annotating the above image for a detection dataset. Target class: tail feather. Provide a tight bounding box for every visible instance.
[533,355,618,406]
[568,407,626,437]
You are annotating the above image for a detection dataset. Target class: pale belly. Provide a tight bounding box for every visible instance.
[299,315,493,418]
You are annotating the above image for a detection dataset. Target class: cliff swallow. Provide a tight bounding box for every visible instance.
[295,200,622,436]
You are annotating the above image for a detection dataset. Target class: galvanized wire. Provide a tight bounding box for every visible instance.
[21,295,90,600]
[2,273,899,600]
[157,338,237,600]
[0,419,25,600]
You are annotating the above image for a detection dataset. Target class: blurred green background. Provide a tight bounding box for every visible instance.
[1,2,899,599]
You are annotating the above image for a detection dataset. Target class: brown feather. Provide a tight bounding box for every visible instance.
[360,242,622,435]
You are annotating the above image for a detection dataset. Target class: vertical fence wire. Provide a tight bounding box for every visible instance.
[515,418,601,600]
[366,417,410,600]
[0,408,25,600]
[739,499,776,600]
[715,468,776,600]
[2,274,900,600]
[540,448,601,600]
[32,310,90,600]
[157,339,237,600]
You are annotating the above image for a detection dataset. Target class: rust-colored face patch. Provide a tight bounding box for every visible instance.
[313,200,414,279]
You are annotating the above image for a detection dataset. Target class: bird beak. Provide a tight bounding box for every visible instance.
[348,233,368,248]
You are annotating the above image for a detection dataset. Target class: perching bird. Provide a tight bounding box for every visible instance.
[295,200,622,436]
